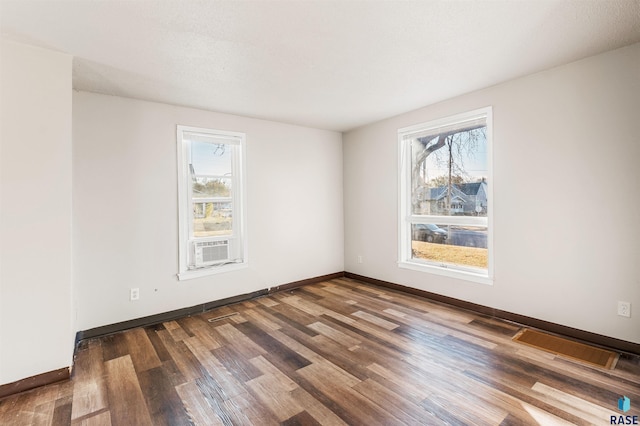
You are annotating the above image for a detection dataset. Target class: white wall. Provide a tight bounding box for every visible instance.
[73,92,344,331]
[0,40,73,384]
[344,43,640,344]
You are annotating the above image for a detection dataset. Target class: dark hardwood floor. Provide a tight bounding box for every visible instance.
[1,278,639,425]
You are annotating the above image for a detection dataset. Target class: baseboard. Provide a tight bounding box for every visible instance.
[76,289,268,342]
[267,272,345,293]
[0,367,70,400]
[77,271,345,342]
[344,272,640,356]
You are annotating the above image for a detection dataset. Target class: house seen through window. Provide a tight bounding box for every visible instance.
[398,107,492,283]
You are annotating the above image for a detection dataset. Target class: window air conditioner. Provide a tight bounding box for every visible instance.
[194,240,229,267]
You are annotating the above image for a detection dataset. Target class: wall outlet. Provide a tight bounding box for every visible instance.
[130,288,140,301]
[357,255,363,264]
[617,301,631,318]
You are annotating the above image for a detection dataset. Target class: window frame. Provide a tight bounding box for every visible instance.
[397,107,493,285]
[176,125,248,280]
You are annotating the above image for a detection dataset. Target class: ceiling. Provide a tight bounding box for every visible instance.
[1,1,639,132]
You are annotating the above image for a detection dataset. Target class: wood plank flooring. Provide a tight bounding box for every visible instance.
[1,278,639,425]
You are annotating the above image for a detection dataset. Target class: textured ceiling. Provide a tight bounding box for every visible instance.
[1,0,639,131]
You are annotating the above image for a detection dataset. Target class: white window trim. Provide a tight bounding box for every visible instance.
[176,125,248,280]
[397,106,493,285]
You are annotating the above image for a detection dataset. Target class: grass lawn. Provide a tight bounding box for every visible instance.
[412,241,487,269]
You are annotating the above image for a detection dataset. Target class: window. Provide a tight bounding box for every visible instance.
[177,125,247,279]
[398,107,492,284]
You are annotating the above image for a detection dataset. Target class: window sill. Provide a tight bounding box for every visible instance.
[178,262,248,281]
[398,260,493,285]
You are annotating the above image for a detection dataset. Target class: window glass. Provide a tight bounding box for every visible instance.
[411,224,488,270]
[192,177,232,198]
[408,119,488,217]
[190,139,233,176]
[192,202,232,238]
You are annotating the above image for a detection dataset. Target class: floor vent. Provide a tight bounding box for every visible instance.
[513,329,618,369]
[207,312,239,323]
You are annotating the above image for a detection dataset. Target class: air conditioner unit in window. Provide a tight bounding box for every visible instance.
[194,240,229,267]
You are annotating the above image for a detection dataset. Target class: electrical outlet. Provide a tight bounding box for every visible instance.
[617,301,631,318]
[357,255,363,264]
[130,288,140,301]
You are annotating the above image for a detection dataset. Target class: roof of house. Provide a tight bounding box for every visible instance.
[457,182,483,195]
[427,181,486,201]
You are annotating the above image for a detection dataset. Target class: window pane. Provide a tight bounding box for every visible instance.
[410,122,488,217]
[191,140,233,177]
[192,177,231,198]
[192,202,232,237]
[411,224,487,269]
